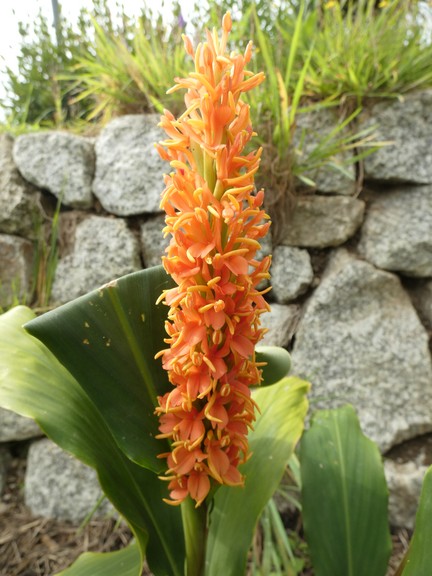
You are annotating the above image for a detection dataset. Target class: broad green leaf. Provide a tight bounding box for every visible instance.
[300,405,391,576]
[0,306,184,576]
[57,542,141,576]
[205,376,310,576]
[256,345,291,386]
[25,266,172,472]
[397,465,432,576]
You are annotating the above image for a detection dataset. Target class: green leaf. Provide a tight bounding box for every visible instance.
[0,305,184,576]
[397,465,432,576]
[283,1,304,89]
[256,345,291,386]
[300,405,391,576]
[25,266,173,473]
[205,376,310,576]
[56,542,141,576]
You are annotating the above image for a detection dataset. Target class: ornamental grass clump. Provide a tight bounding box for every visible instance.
[155,12,272,507]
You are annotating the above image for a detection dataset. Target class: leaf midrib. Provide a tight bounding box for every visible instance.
[333,413,354,576]
[107,287,158,406]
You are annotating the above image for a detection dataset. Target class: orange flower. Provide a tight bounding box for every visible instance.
[155,12,271,507]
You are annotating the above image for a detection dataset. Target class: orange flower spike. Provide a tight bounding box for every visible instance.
[155,12,271,507]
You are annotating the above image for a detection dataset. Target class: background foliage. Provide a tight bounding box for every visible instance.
[1,0,432,129]
[2,0,430,228]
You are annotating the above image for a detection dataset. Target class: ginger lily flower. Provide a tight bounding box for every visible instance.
[155,12,271,507]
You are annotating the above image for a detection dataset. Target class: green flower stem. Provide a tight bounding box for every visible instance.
[181,498,208,576]
[203,151,216,194]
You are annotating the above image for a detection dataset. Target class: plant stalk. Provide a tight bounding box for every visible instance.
[181,497,208,576]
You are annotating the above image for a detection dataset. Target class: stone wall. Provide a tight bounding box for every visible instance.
[1,92,432,529]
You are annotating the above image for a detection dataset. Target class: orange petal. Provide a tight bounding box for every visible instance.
[225,255,248,275]
[231,334,254,358]
[167,478,189,503]
[223,465,244,486]
[207,443,230,483]
[188,471,211,506]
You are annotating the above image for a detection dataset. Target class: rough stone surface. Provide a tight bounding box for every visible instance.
[0,234,34,309]
[93,114,165,216]
[294,108,356,195]
[281,195,365,248]
[357,186,432,277]
[408,279,432,332]
[0,407,42,442]
[291,250,432,452]
[362,91,432,183]
[384,434,432,528]
[140,214,170,268]
[51,215,141,304]
[260,303,301,348]
[13,132,95,208]
[255,231,273,290]
[257,229,273,261]
[384,460,427,530]
[0,446,11,495]
[25,438,114,522]
[270,246,314,303]
[0,133,43,239]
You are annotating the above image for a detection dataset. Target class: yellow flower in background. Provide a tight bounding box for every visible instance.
[155,12,271,507]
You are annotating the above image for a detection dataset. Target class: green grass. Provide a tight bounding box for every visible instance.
[61,17,190,124]
[244,1,389,238]
[296,0,432,102]
[31,195,61,311]
[0,199,60,314]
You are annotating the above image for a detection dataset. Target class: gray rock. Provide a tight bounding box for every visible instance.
[51,215,141,304]
[93,114,165,216]
[384,459,427,529]
[257,229,273,260]
[294,107,356,195]
[0,133,44,239]
[408,279,432,332]
[281,195,365,248]
[357,186,432,277]
[13,132,95,208]
[0,446,11,495]
[384,434,432,529]
[255,231,273,290]
[25,438,114,522]
[140,214,170,268]
[270,246,313,303]
[362,91,432,183]
[291,250,432,452]
[260,303,301,348]
[0,234,34,309]
[0,407,42,442]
